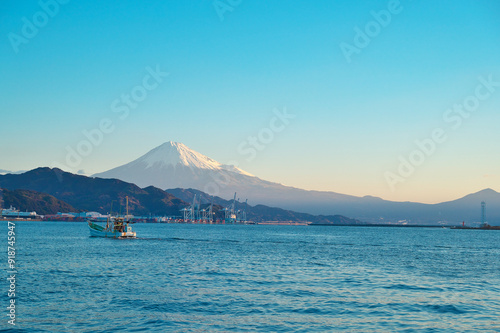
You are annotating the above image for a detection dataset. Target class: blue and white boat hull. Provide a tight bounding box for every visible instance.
[88,222,136,238]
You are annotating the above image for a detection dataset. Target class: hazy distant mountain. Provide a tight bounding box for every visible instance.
[0,188,76,215]
[0,169,25,175]
[0,168,186,216]
[432,189,500,223]
[92,142,499,225]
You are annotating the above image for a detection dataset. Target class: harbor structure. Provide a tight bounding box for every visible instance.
[223,193,249,224]
[181,194,215,223]
[223,193,238,224]
[180,192,249,224]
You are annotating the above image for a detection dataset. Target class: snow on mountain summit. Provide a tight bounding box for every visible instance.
[104,141,254,177]
[141,142,221,170]
[93,141,263,197]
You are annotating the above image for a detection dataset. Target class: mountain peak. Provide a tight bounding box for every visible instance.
[446,188,500,205]
[478,188,498,194]
[159,141,186,149]
[142,141,222,170]
[96,141,254,178]
[465,188,499,197]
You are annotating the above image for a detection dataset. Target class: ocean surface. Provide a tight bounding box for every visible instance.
[2,222,500,332]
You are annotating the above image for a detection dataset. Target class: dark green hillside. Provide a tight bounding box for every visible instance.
[0,188,76,215]
[0,168,187,216]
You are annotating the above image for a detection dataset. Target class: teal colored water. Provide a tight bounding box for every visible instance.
[2,222,500,332]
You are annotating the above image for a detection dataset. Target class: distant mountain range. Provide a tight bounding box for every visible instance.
[92,141,499,225]
[0,168,362,224]
[0,169,25,175]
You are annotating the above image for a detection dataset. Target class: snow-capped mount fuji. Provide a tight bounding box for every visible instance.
[93,141,262,196]
[134,142,253,177]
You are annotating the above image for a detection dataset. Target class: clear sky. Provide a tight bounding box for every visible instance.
[1,0,500,203]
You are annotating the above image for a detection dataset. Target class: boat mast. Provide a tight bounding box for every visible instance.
[126,196,129,222]
[107,200,114,230]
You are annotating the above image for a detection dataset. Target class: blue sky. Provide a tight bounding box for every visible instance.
[1,0,499,203]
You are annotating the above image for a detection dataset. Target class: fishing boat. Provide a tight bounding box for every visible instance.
[88,196,136,238]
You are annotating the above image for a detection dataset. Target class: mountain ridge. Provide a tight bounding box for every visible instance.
[0,168,364,224]
[91,142,499,224]
[0,167,186,216]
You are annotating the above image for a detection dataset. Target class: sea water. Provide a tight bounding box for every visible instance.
[1,222,499,332]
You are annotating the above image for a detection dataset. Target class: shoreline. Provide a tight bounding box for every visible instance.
[2,219,499,229]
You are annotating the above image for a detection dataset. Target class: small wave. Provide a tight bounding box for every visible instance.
[141,237,242,244]
[278,289,317,298]
[424,304,468,314]
[383,283,443,292]
[291,307,324,315]
[0,329,42,333]
[307,261,329,267]
[47,269,72,274]
[133,237,183,241]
